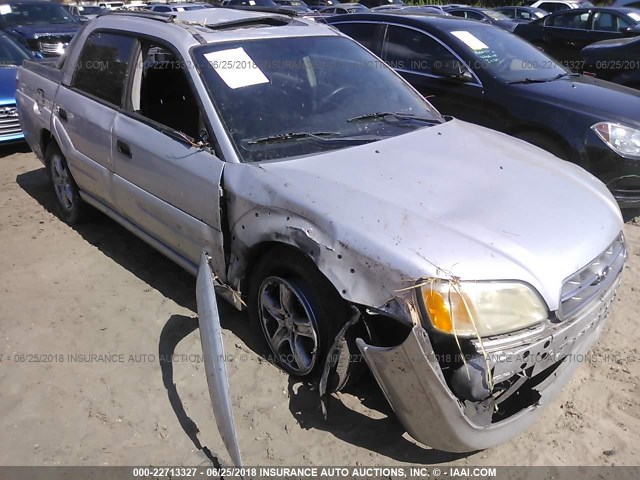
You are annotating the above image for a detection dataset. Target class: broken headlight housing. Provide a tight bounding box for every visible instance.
[592,122,640,160]
[419,280,547,338]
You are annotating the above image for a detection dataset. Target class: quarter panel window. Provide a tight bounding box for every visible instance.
[592,12,631,32]
[72,32,135,106]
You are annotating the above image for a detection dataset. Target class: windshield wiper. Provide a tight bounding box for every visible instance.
[508,72,579,85]
[347,112,441,124]
[247,131,339,145]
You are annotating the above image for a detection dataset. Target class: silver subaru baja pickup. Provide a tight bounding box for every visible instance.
[16,7,626,456]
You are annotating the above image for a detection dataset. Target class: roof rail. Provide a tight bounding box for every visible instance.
[98,11,177,22]
[223,5,300,17]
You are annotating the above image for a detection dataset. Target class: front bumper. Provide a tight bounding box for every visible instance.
[357,276,618,452]
[583,136,640,208]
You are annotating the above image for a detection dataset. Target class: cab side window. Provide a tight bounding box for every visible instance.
[72,32,136,106]
[128,41,202,140]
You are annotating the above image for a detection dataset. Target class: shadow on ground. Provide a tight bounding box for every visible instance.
[17,165,473,465]
[288,377,472,464]
[0,142,31,158]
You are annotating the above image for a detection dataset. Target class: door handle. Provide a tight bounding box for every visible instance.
[56,106,68,121]
[116,140,132,158]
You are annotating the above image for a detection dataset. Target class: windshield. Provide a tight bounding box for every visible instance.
[446,24,567,83]
[629,12,640,23]
[0,33,30,66]
[0,2,78,26]
[193,36,441,163]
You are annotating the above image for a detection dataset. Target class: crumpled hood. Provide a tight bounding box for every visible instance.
[250,119,622,310]
[511,76,640,128]
[7,23,80,39]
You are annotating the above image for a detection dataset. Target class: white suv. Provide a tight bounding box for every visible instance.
[530,0,593,13]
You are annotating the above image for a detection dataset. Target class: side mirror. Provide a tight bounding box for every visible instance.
[623,24,640,35]
[432,60,474,83]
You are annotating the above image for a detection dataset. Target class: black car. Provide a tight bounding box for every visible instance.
[443,6,524,32]
[328,13,640,207]
[515,7,640,68]
[581,36,640,89]
[0,1,82,57]
[494,6,549,22]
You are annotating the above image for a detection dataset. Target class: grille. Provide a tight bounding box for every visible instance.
[0,105,21,138]
[40,42,68,55]
[35,35,73,56]
[559,233,626,320]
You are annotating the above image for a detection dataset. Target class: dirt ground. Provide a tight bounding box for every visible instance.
[1,144,640,468]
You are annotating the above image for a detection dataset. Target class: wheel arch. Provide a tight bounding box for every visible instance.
[40,128,55,166]
[225,207,406,312]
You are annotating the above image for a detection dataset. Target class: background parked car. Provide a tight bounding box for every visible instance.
[0,30,35,143]
[98,2,125,10]
[305,0,342,10]
[146,3,208,12]
[515,7,640,68]
[358,0,403,9]
[373,5,450,15]
[0,1,82,57]
[225,0,284,9]
[329,12,640,207]
[494,6,549,22]
[529,0,592,13]
[71,5,109,20]
[273,0,312,13]
[444,6,524,32]
[318,3,367,14]
[581,35,640,89]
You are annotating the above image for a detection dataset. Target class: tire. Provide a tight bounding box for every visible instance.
[247,246,366,391]
[514,131,568,160]
[46,142,90,225]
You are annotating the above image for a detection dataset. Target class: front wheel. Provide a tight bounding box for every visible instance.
[247,246,366,390]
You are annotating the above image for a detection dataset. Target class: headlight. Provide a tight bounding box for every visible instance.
[420,280,547,338]
[592,122,640,160]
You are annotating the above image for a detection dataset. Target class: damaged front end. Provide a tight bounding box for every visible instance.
[357,237,625,452]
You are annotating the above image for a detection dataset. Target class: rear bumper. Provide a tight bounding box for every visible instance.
[357,277,618,452]
[0,132,24,144]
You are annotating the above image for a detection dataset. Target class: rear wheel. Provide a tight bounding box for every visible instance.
[514,131,568,160]
[247,246,366,391]
[46,143,90,225]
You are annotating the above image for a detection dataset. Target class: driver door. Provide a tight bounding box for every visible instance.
[112,38,227,278]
